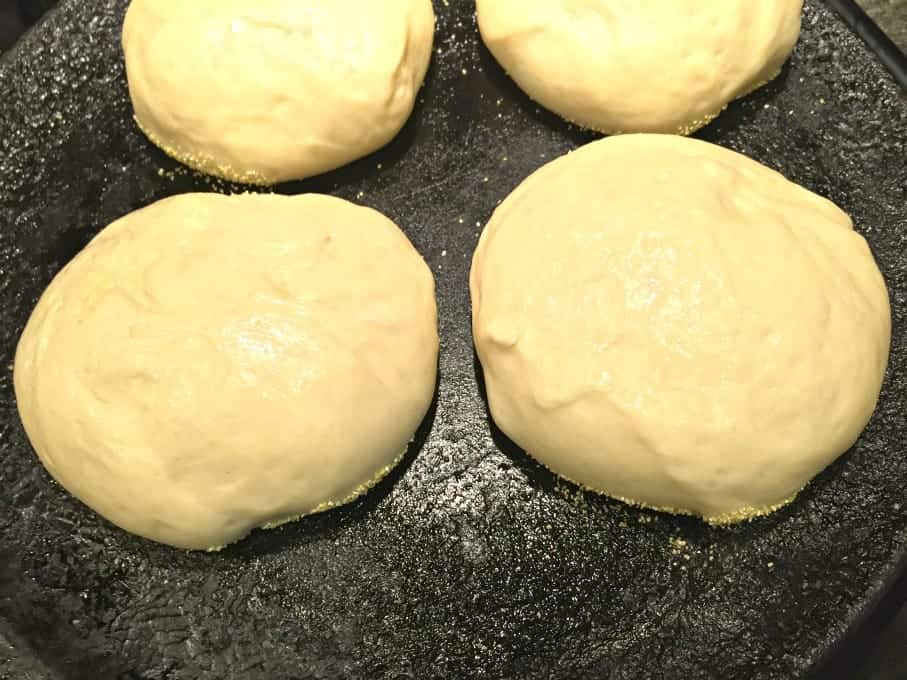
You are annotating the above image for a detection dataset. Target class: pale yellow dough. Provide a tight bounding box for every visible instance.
[476,0,803,135]
[122,0,435,184]
[14,193,439,550]
[471,135,891,522]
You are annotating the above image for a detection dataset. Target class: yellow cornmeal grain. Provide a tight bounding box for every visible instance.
[703,492,801,526]
[204,448,408,553]
[136,115,271,186]
[541,460,804,526]
[673,107,724,136]
[575,68,784,138]
[669,537,688,552]
[669,68,785,136]
[263,449,408,527]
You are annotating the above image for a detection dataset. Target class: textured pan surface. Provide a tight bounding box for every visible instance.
[0,1,906,678]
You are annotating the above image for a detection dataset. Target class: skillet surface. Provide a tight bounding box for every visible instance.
[0,1,906,678]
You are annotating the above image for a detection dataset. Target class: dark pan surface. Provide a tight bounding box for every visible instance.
[1,1,906,678]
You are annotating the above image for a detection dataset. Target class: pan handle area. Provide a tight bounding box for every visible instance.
[824,0,907,88]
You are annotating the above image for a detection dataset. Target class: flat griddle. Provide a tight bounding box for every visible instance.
[1,1,906,678]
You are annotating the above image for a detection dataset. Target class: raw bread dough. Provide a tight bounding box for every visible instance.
[476,0,803,135]
[122,0,435,185]
[14,193,439,550]
[471,134,891,523]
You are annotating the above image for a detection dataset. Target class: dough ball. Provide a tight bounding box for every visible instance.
[15,193,438,550]
[122,0,435,185]
[476,0,803,135]
[471,135,890,523]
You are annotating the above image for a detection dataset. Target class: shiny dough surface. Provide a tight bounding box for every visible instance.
[471,134,891,523]
[476,0,803,135]
[14,193,439,550]
[123,0,435,184]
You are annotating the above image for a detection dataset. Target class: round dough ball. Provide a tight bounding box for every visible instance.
[471,135,890,523]
[122,0,435,185]
[476,0,803,135]
[15,193,438,550]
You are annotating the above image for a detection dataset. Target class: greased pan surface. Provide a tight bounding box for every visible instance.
[1,1,906,678]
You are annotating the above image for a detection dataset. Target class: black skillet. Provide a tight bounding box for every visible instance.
[1,1,906,678]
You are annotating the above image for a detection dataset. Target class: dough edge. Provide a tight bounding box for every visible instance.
[559,67,783,136]
[135,115,271,186]
[544,461,803,526]
[205,447,409,553]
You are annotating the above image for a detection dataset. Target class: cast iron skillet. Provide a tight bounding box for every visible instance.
[825,0,907,87]
[1,1,905,678]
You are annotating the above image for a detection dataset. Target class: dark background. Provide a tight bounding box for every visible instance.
[1,0,905,678]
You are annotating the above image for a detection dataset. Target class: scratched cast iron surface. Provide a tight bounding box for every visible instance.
[0,1,906,678]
